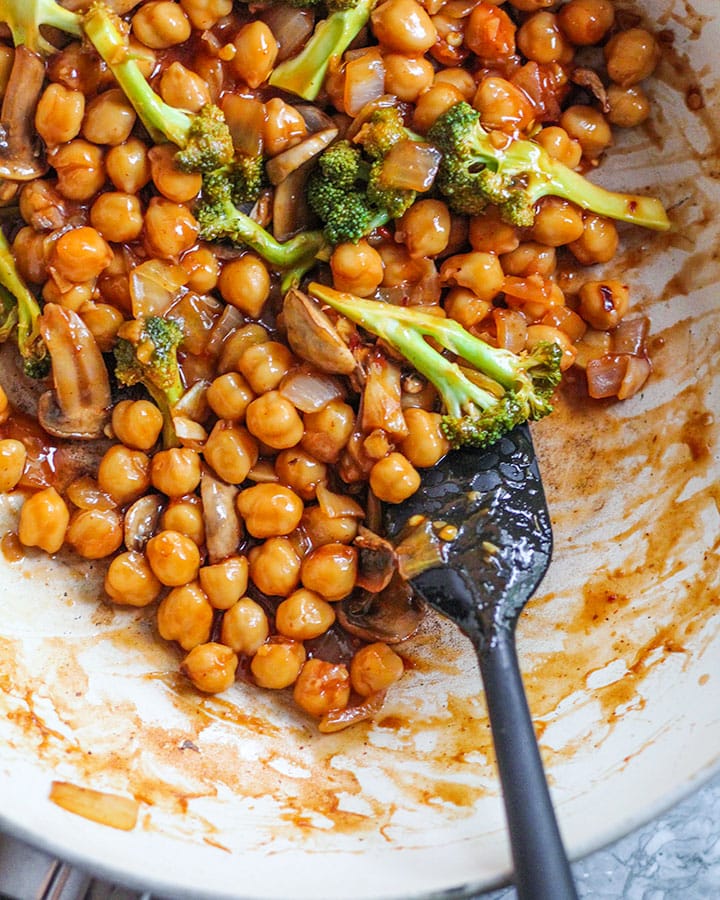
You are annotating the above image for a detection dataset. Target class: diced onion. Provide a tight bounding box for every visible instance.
[379,141,442,191]
[129,260,187,319]
[618,354,651,400]
[344,48,386,118]
[612,315,650,356]
[586,353,628,399]
[279,369,343,413]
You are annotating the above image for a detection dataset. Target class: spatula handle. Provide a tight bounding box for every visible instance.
[477,631,578,900]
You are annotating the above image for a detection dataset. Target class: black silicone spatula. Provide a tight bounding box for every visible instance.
[383,423,578,900]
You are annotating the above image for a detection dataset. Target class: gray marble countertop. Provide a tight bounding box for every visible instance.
[2,769,719,899]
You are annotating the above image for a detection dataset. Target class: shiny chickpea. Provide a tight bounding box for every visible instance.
[50,226,113,284]
[400,408,449,468]
[262,98,307,157]
[0,439,26,492]
[18,487,69,554]
[90,192,144,243]
[35,83,85,146]
[248,536,301,596]
[560,105,612,160]
[236,483,304,538]
[146,529,201,586]
[151,448,201,498]
[300,542,357,602]
[182,642,238,693]
[50,140,106,201]
[301,505,359,546]
[369,452,421,503]
[162,498,205,545]
[301,399,355,463]
[181,245,219,293]
[159,61,211,112]
[180,0,233,29]
[464,2,516,59]
[218,255,271,317]
[132,1,192,49]
[275,589,336,641]
[372,0,437,53]
[501,241,556,277]
[530,198,585,247]
[293,658,351,717]
[66,508,123,559]
[157,581,213,650]
[607,84,651,128]
[148,144,202,203]
[97,445,151,506]
[12,227,48,285]
[105,550,162,607]
[534,126,583,168]
[473,76,534,133]
[144,197,199,259]
[203,421,259,484]
[274,448,327,501]
[237,341,295,395]
[440,251,504,302]
[220,597,269,654]
[434,67,476,100]
[443,288,491,330]
[578,280,630,330]
[200,556,249,610]
[218,324,269,374]
[111,400,164,451]
[568,214,619,265]
[251,638,306,689]
[206,372,255,422]
[82,89,136,146]
[604,28,660,87]
[517,12,572,64]
[106,139,152,194]
[232,21,278,89]
[330,240,384,296]
[350,642,404,696]
[412,82,465,133]
[468,209,519,256]
[557,0,614,45]
[396,200,451,259]
[383,54,434,102]
[245,392,304,450]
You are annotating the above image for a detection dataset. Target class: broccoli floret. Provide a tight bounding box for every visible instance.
[269,0,375,101]
[429,101,670,231]
[308,283,563,450]
[0,229,48,377]
[114,316,184,448]
[202,155,266,207]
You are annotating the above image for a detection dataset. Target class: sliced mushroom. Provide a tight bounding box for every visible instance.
[124,494,165,551]
[38,304,111,440]
[354,526,397,593]
[0,48,48,181]
[201,467,242,564]
[273,161,317,242]
[266,128,339,186]
[337,572,426,644]
[283,289,357,375]
[319,690,387,733]
[570,68,610,113]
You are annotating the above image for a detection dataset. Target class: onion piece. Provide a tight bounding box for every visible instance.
[124,494,165,551]
[618,354,651,400]
[319,691,387,733]
[273,161,317,242]
[612,315,650,356]
[586,353,628,399]
[66,476,116,511]
[129,260,187,320]
[171,380,209,423]
[283,289,357,375]
[259,5,315,62]
[316,482,365,519]
[279,367,343,413]
[378,140,442,191]
[266,128,339,185]
[343,48,386,118]
[360,352,408,438]
[201,468,242,564]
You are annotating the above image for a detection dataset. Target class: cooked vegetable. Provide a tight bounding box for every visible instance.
[0,228,46,376]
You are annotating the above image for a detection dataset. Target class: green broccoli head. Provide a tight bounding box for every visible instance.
[353,107,408,160]
[307,143,377,244]
[175,105,236,174]
[201,154,266,207]
[114,316,184,402]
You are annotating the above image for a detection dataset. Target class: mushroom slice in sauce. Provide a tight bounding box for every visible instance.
[124,494,166,551]
[354,525,397,593]
[265,128,339,186]
[38,304,111,440]
[337,572,426,644]
[283,289,357,375]
[201,467,242,564]
[570,68,610,113]
[0,48,49,181]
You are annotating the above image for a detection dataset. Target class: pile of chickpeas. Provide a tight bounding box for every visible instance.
[0,0,662,725]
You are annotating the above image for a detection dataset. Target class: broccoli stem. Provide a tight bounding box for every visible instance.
[269,0,375,101]
[0,227,44,368]
[0,0,82,53]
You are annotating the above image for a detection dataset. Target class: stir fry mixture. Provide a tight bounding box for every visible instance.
[0,0,668,730]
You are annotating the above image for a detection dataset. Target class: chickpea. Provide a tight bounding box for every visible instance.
[300,542,357,602]
[274,448,326,501]
[501,241,556,277]
[19,179,66,233]
[473,76,534,133]
[66,508,123,559]
[12,227,48,284]
[106,139,151,194]
[301,399,355,463]
[301,505,359,546]
[396,200,451,259]
[206,372,255,422]
[35,83,85,146]
[146,529,201,587]
[50,227,113,284]
[180,246,219,293]
[236,483,303,539]
[517,12,572,65]
[526,323,576,370]
[148,144,202,203]
[275,589,336,641]
[443,288,491,330]
[180,0,233,29]
[440,251,504,302]
[82,89,136,146]
[0,439,26,492]
[18,487,69,554]
[604,28,660,87]
[245,392,304,450]
[162,498,206,546]
[220,597,269,654]
[144,197,199,259]
[560,106,612,160]
[535,126,583,169]
[434,67,476,100]
[97,445,151,506]
[159,61,211,112]
[383,54,434,102]
[203,421,259,484]
[251,638,306,689]
[568,214,619,266]
[413,82,464,133]
[330,240,384,296]
[293,658,351,717]
[248,536,301,596]
[232,21,278,89]
[80,302,124,352]
[182,642,238,693]
[607,84,651,129]
[237,341,295,395]
[151,448,201,498]
[578,280,630,330]
[157,581,214,650]
[262,98,307,157]
[464,3,516,60]
[200,556,249,610]
[105,550,162,607]
[49,140,106,201]
[557,0,614,46]
[350,642,404,696]
[111,400,164,451]
[369,452,421,503]
[468,209,519,256]
[400,408,449,468]
[371,0,437,53]
[90,192,144,243]
[217,255,271,317]
[132,1,192,49]
[530,198,585,247]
